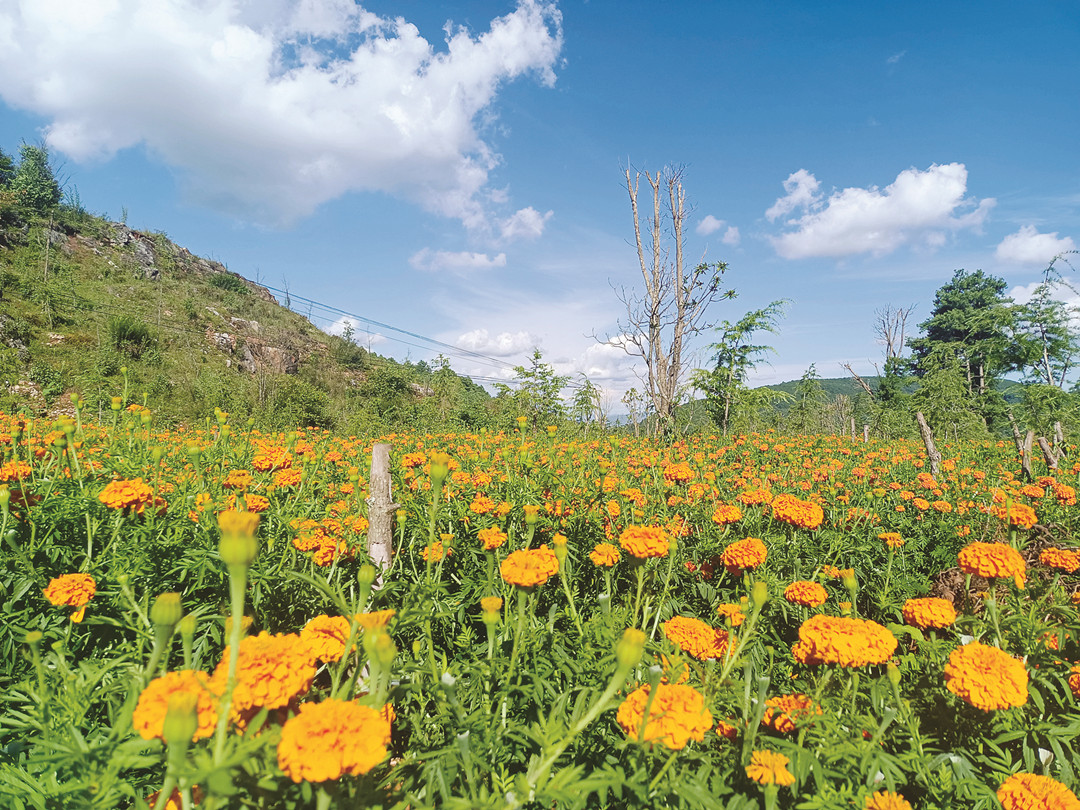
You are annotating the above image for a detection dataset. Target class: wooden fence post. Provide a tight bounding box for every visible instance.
[366,443,399,572]
[914,412,941,477]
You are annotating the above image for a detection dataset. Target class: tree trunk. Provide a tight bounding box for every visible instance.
[1037,436,1059,471]
[365,443,399,573]
[914,412,941,477]
[1021,430,1034,482]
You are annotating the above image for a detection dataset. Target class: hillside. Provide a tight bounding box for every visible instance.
[0,203,493,431]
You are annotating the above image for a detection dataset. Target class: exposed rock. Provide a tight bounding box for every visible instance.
[206,328,236,353]
[229,317,262,333]
[238,344,299,375]
[409,383,435,397]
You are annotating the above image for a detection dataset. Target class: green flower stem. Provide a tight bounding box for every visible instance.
[647,545,678,641]
[557,562,583,636]
[506,586,529,687]
[630,563,646,628]
[211,563,247,765]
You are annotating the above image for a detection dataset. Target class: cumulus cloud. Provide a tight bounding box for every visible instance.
[0,0,562,227]
[499,206,553,241]
[697,215,725,236]
[767,163,996,259]
[722,225,741,246]
[455,328,537,357]
[996,225,1076,266]
[410,249,507,273]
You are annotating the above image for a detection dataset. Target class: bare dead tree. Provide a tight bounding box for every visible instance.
[840,362,876,399]
[875,304,916,361]
[615,165,731,437]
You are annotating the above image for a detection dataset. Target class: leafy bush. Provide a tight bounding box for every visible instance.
[107,314,155,359]
[208,272,248,295]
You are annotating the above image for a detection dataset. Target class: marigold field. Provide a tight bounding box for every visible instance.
[3,406,1080,810]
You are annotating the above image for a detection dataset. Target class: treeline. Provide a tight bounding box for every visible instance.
[691,262,1080,444]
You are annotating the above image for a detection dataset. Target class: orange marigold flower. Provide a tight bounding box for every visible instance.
[711,504,743,526]
[618,525,671,559]
[469,494,496,515]
[277,699,390,782]
[500,545,559,587]
[720,537,767,575]
[355,609,396,631]
[301,615,353,664]
[133,670,218,742]
[745,749,795,787]
[589,542,621,567]
[792,614,897,668]
[273,468,302,488]
[902,597,957,630]
[662,615,730,660]
[212,632,314,719]
[958,542,1027,588]
[944,641,1027,711]
[864,791,913,810]
[878,532,905,549]
[663,462,695,484]
[1068,665,1080,700]
[771,493,824,530]
[736,488,773,506]
[762,693,821,733]
[783,580,828,608]
[477,526,508,551]
[997,772,1080,810]
[98,478,156,512]
[991,501,1038,530]
[0,460,32,483]
[716,602,746,627]
[716,720,739,740]
[146,787,205,810]
[221,469,253,490]
[616,683,713,750]
[1040,547,1080,574]
[43,573,96,623]
[420,540,451,562]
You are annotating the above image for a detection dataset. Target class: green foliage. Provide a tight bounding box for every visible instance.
[495,348,570,428]
[208,272,248,295]
[265,376,333,429]
[108,315,156,359]
[694,300,788,435]
[8,143,62,215]
[0,146,14,186]
[909,347,988,440]
[787,364,828,435]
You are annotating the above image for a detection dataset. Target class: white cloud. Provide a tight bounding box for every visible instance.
[0,0,562,227]
[765,169,820,222]
[410,248,507,273]
[456,328,537,357]
[697,215,724,236]
[499,206,553,241]
[887,50,906,65]
[996,225,1076,266]
[767,163,995,259]
[722,225,741,246]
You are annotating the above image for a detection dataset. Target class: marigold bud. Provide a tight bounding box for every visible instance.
[162,693,199,747]
[111,397,123,411]
[616,628,646,669]
[358,564,377,587]
[752,581,769,609]
[523,504,540,525]
[178,613,197,639]
[429,452,451,485]
[887,662,901,688]
[151,592,183,628]
[365,629,397,668]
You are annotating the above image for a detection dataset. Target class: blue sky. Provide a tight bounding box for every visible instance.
[1,0,1078,406]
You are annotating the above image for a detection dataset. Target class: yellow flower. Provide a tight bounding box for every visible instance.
[43,573,96,623]
[783,580,828,608]
[792,614,897,667]
[745,749,795,787]
[662,616,730,660]
[901,597,957,630]
[944,641,1027,711]
[133,670,218,742]
[616,683,713,750]
[997,772,1080,810]
[720,537,767,574]
[618,525,671,559]
[864,791,913,810]
[500,545,559,587]
[277,699,390,782]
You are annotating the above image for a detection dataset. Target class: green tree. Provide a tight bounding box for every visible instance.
[787,364,827,435]
[495,348,569,427]
[909,346,988,440]
[10,143,62,214]
[1006,255,1080,388]
[0,146,14,187]
[569,374,604,435]
[693,299,788,435]
[908,269,1013,397]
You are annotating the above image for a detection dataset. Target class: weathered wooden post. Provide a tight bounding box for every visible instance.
[914,412,941,477]
[1037,436,1060,471]
[1021,430,1034,481]
[366,442,399,573]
